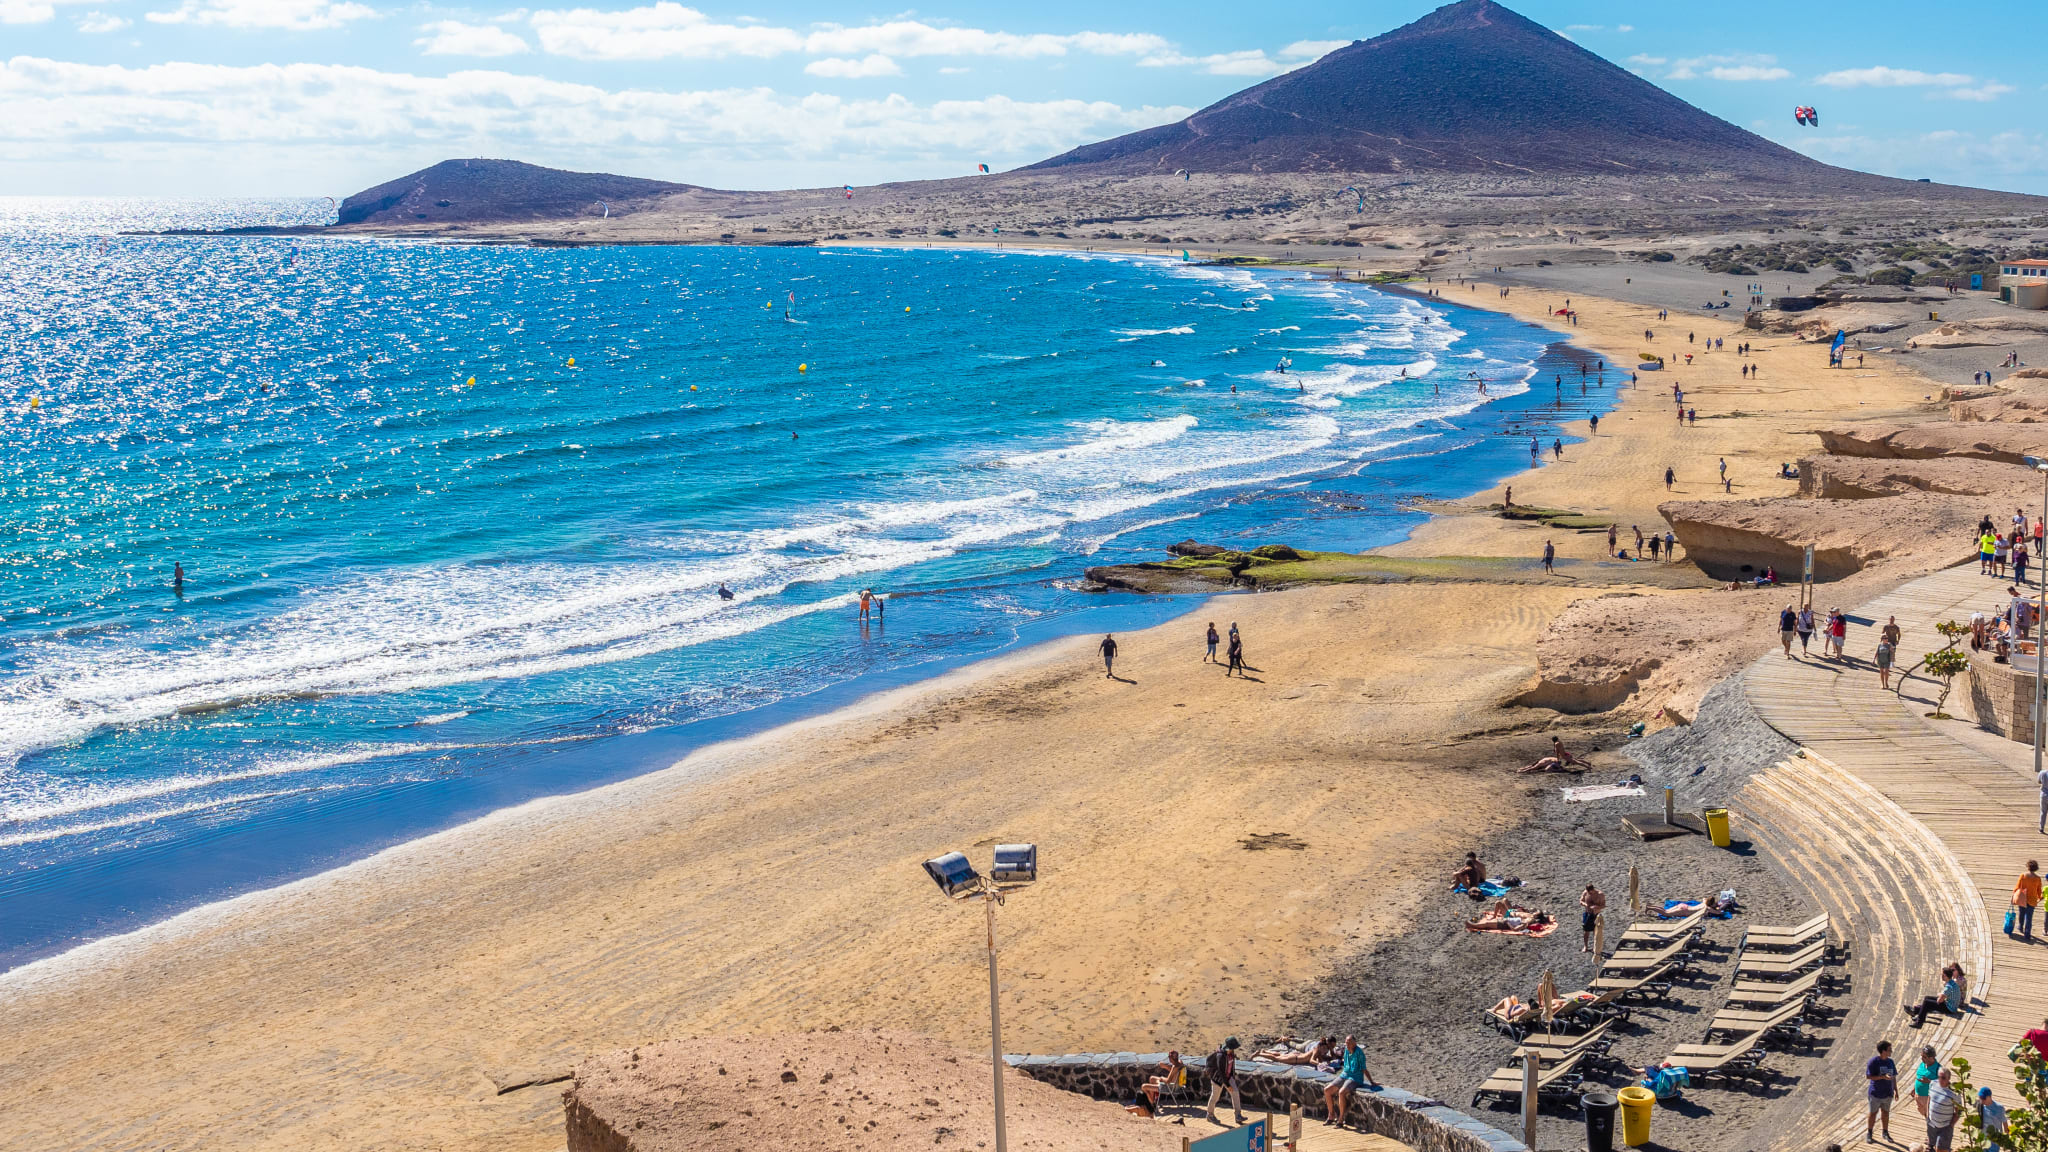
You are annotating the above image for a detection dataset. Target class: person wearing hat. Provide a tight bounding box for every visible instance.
[1980,1086,2009,1150]
[1203,1037,1245,1125]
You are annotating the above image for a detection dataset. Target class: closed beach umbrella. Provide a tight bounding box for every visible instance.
[1537,969,1558,1024]
[1628,864,1641,920]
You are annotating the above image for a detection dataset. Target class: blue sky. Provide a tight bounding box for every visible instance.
[1,0,2042,198]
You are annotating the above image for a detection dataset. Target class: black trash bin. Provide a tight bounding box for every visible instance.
[1584,1090,1620,1152]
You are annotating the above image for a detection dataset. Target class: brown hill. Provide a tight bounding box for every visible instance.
[1031,0,1881,184]
[337,158,700,226]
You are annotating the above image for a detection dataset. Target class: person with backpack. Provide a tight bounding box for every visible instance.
[1204,1037,1245,1125]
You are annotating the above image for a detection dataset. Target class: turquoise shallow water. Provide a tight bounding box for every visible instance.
[0,198,1612,968]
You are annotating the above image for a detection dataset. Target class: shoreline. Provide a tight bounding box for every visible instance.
[0,249,1598,975]
[0,254,1947,1152]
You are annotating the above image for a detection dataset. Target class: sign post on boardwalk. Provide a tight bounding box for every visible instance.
[2026,458,2048,776]
[1802,544,1815,612]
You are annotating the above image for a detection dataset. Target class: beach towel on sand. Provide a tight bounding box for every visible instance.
[1454,879,1518,899]
[1658,893,1738,920]
[1562,784,1647,803]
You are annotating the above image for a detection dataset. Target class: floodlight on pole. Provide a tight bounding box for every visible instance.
[922,843,1040,1152]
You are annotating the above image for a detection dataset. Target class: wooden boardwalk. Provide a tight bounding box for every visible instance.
[1742,563,2048,1148]
[1169,1107,1411,1151]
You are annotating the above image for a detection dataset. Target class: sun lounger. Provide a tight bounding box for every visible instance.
[1587,963,1676,1003]
[1726,970,1825,1007]
[1599,937,1695,977]
[1705,999,1810,1045]
[1615,908,1706,948]
[1512,1022,1614,1065]
[1733,941,1826,978]
[1471,1050,1588,1107]
[1741,914,1829,950]
[1664,1034,1770,1083]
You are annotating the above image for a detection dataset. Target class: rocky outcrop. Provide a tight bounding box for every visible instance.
[1512,658,1662,713]
[1660,493,1983,582]
[1166,539,1227,558]
[1814,423,2048,465]
[1952,383,2048,423]
[1795,455,2025,500]
[564,1032,1183,1152]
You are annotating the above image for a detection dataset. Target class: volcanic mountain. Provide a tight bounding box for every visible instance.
[337,159,699,226]
[1031,0,1838,180]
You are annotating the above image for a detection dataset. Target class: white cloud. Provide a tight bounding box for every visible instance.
[1626,54,1666,67]
[1704,64,1791,82]
[147,0,375,30]
[1279,39,1347,60]
[1139,49,1282,77]
[75,8,126,30]
[1664,54,1786,82]
[1814,65,1973,88]
[1941,82,2014,102]
[804,54,900,78]
[1,0,93,23]
[1794,128,2048,183]
[0,56,1189,169]
[416,19,530,55]
[1565,23,1602,32]
[525,6,1177,64]
[1616,24,1633,33]
[531,3,801,59]
[937,65,969,75]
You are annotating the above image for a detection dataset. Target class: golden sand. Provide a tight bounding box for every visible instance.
[0,280,1936,1152]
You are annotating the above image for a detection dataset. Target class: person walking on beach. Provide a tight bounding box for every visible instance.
[1876,625,1896,689]
[1719,457,1727,483]
[1664,467,1675,491]
[1647,534,1660,561]
[1830,608,1849,659]
[1868,1040,1897,1144]
[1664,530,1676,561]
[1204,1037,1246,1126]
[1633,525,1644,554]
[1608,523,1618,556]
[1552,438,1563,460]
[1797,605,1816,655]
[1982,529,1999,575]
[1542,539,1555,574]
[2018,536,2031,587]
[1205,622,1220,663]
[2013,861,2042,941]
[1781,605,1799,658]
[1099,634,1118,678]
[1226,629,1245,677]
[1579,883,1607,952]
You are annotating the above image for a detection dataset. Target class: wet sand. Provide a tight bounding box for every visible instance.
[0,273,1939,1152]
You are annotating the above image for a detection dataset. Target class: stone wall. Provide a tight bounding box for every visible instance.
[1006,1052,1528,1152]
[1967,656,2039,745]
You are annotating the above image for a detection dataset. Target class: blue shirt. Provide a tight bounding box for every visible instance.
[1868,1056,1897,1099]
[1342,1048,1369,1082]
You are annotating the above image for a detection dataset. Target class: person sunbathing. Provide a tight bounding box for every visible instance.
[1451,851,1486,889]
[1471,900,1530,930]
[1518,755,1566,774]
[1257,1036,1339,1066]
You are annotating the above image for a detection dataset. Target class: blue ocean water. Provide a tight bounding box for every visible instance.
[0,198,1613,969]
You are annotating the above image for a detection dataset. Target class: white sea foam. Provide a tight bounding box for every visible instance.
[1115,325,1195,336]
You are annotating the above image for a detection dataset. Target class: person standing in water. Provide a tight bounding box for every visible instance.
[173,562,184,596]
[858,588,872,621]
[1100,634,1119,678]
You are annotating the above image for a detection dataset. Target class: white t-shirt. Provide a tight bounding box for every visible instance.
[1928,1084,1961,1128]
[2037,768,2048,797]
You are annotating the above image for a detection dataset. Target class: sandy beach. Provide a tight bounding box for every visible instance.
[0,268,1951,1151]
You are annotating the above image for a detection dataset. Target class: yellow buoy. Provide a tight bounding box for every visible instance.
[465,376,475,386]
[904,306,911,312]
[798,364,808,373]
[29,396,40,409]
[566,357,576,367]
[689,385,698,391]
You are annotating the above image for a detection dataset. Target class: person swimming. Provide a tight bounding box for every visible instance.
[717,582,735,601]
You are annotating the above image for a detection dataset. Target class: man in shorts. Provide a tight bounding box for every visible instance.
[1780,605,1798,658]
[1927,1067,1961,1150]
[1579,883,1608,953]
[1321,1035,1381,1127]
[1867,1040,1896,1143]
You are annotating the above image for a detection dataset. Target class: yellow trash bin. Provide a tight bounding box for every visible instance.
[1703,807,1731,848]
[1618,1085,1656,1146]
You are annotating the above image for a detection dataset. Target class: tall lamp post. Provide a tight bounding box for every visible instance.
[923,844,1039,1152]
[2027,458,2048,778]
